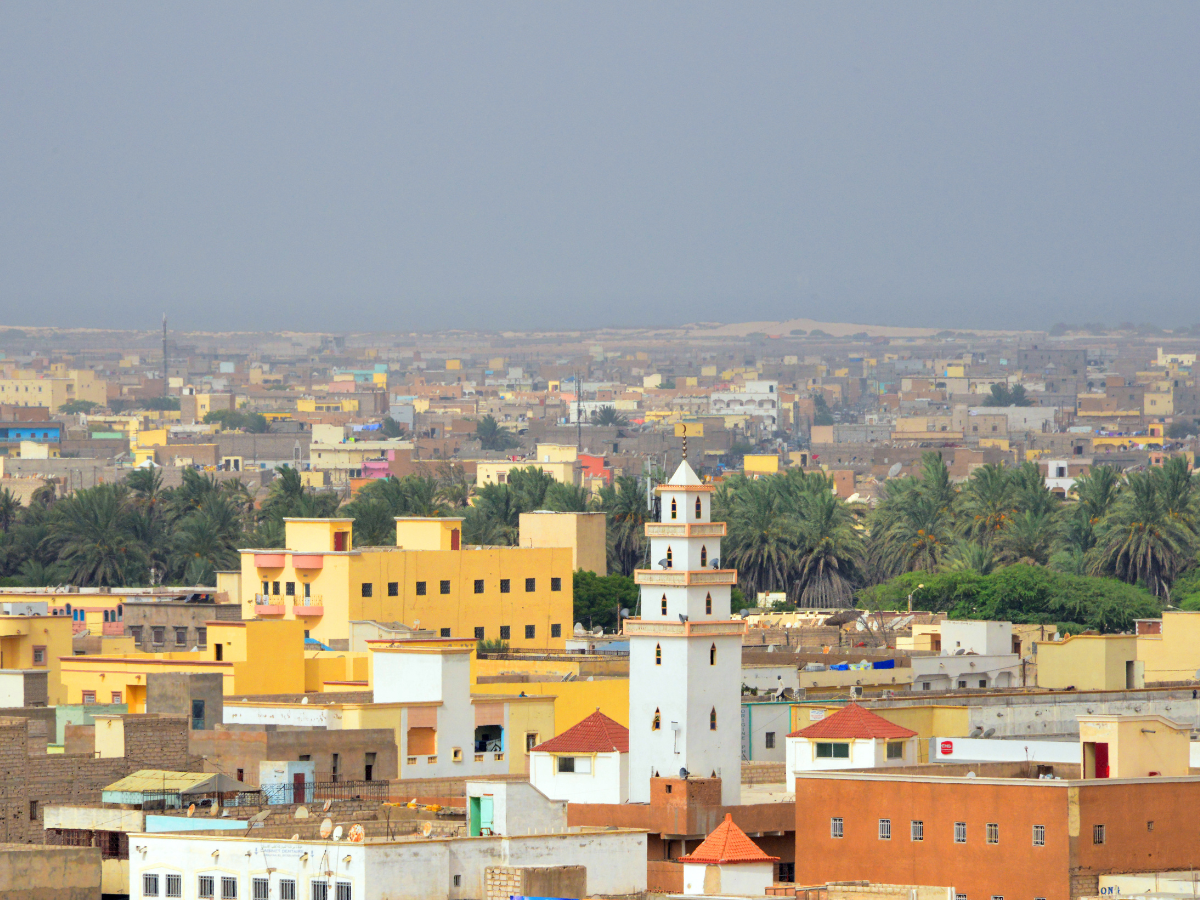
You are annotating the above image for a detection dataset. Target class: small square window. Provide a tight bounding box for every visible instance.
[525,625,535,639]
[911,820,924,841]
[475,627,485,640]
[886,742,904,760]
[525,577,536,592]
[452,747,463,762]
[361,582,373,597]
[500,626,511,640]
[474,579,484,594]
[175,627,188,646]
[1148,820,1155,831]
[878,818,891,840]
[986,823,999,844]
[551,623,561,638]
[388,582,398,596]
[1033,824,1045,846]
[440,628,450,638]
[32,646,46,666]
[285,581,295,596]
[416,581,427,595]
[440,580,450,594]
[551,577,562,591]
[500,579,511,593]
[830,817,844,839]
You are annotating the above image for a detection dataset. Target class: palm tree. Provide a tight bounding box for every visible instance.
[433,463,471,509]
[722,480,794,597]
[942,540,996,575]
[172,495,244,582]
[344,498,397,547]
[465,484,523,545]
[46,484,147,586]
[544,482,592,512]
[791,489,863,607]
[261,465,305,519]
[865,453,958,579]
[957,464,1013,546]
[590,406,629,427]
[401,475,449,517]
[1152,456,1199,538]
[996,508,1058,565]
[0,488,21,532]
[476,415,520,451]
[30,481,57,508]
[125,467,165,509]
[507,467,554,510]
[1074,465,1123,523]
[1090,472,1191,600]
[597,475,650,576]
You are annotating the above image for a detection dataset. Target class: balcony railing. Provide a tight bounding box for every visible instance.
[633,569,738,587]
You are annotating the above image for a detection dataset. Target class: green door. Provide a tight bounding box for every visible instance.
[480,796,494,834]
[469,797,482,836]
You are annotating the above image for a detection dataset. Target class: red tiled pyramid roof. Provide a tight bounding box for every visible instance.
[787,703,917,739]
[531,710,629,753]
[680,814,779,864]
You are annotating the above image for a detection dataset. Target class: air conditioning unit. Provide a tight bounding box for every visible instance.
[849,685,864,700]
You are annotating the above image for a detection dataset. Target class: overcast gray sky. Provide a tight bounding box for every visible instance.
[1,3,1197,333]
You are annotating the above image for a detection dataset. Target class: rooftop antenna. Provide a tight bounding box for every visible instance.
[162,313,168,397]
[575,370,582,451]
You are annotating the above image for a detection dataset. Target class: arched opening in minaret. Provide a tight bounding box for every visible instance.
[710,643,716,666]
[661,595,667,616]
[695,497,702,519]
[700,545,707,568]
[653,709,661,730]
[705,593,712,615]
[655,643,662,665]
[666,546,673,568]
[710,707,717,730]
[670,497,677,520]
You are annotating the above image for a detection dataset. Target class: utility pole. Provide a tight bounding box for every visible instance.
[162,314,168,397]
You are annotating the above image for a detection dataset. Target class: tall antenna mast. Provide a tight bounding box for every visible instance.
[162,314,168,397]
[575,370,582,451]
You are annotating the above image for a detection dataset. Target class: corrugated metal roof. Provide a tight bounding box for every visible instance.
[103,770,223,793]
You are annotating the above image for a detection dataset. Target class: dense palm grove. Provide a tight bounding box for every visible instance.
[1,436,1195,633]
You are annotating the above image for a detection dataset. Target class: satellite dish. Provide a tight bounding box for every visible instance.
[323,799,332,812]
[592,626,603,636]
[966,771,977,778]
[678,613,688,623]
[295,806,309,819]
[420,821,433,838]
[619,608,631,619]
[983,728,996,738]
[679,767,689,779]
[348,824,365,843]
[887,462,903,478]
[319,818,333,839]
[574,623,586,635]
[301,696,309,704]
[248,810,271,826]
[332,825,343,842]
[969,728,983,738]
[187,804,195,818]
[658,559,669,569]
[710,558,720,569]
[739,608,749,617]
[291,834,300,841]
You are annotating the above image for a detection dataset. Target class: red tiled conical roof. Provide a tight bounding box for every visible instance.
[680,814,779,864]
[787,703,917,739]
[531,710,628,753]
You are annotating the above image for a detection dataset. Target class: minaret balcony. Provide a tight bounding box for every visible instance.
[645,522,727,538]
[622,618,747,637]
[633,569,738,587]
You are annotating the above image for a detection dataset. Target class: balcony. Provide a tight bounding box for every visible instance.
[623,618,747,638]
[645,522,726,538]
[294,596,324,616]
[252,594,286,615]
[254,553,286,569]
[633,569,738,587]
[292,554,324,570]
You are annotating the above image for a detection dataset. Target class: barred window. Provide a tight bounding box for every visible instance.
[551,623,561,638]
[336,883,352,900]
[475,627,485,640]
[830,817,844,838]
[143,873,159,897]
[551,577,562,591]
[415,581,426,595]
[222,876,237,899]
[167,874,182,898]
[954,821,967,843]
[280,880,296,900]
[1093,824,1105,845]
[525,577,536,592]
[500,626,510,640]
[286,581,296,596]
[1033,824,1045,846]
[474,579,484,594]
[387,582,398,596]
[312,882,329,900]
[525,625,535,639]
[440,628,450,638]
[253,878,268,900]
[199,876,215,899]
[440,580,450,595]
[987,823,999,844]
[500,579,510,593]
[878,818,891,840]
[361,583,373,598]
[911,820,924,841]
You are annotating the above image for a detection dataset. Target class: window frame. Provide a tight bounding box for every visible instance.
[550,577,562,591]
[198,875,215,899]
[815,742,850,759]
[144,873,160,897]
[524,624,535,639]
[525,577,536,592]
[986,822,999,844]
[361,582,373,598]
[830,817,844,839]
[500,579,511,593]
[878,818,891,840]
[1032,824,1045,846]
[911,820,924,841]
[415,581,427,596]
[954,821,967,843]
[474,579,485,594]
[440,579,451,595]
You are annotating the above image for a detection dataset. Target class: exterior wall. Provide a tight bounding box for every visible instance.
[529,750,628,804]
[1036,635,1139,691]
[740,701,791,762]
[1139,612,1200,683]
[123,601,240,653]
[517,511,607,576]
[786,736,918,781]
[0,845,101,900]
[1078,716,1189,778]
[929,737,1080,765]
[910,653,1022,691]
[0,615,73,705]
[472,678,627,735]
[682,861,773,896]
[1072,780,1200,882]
[465,780,568,836]
[147,672,224,729]
[939,620,1012,656]
[189,726,399,785]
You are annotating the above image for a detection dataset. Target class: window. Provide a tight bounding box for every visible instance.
[500,626,510,640]
[955,821,967,843]
[474,579,485,594]
[130,626,143,642]
[653,708,661,730]
[199,875,215,898]
[558,756,575,772]
[1093,824,1105,845]
[956,895,967,900]
[705,593,712,615]
[152,627,165,644]
[311,884,328,900]
[365,751,376,781]
[281,881,296,900]
[525,577,536,592]
[957,680,967,689]
[710,643,717,665]
[111,691,122,704]
[252,878,268,900]
[166,875,182,898]
[440,580,450,595]
[361,582,373,597]
[453,876,461,888]
[831,817,844,838]
[815,742,850,759]
[695,497,702,519]
[415,581,426,595]
[700,546,707,567]
[452,747,463,762]
[551,623,561,638]
[336,883,352,900]
[666,546,673,567]
[82,691,96,704]
[661,596,668,615]
[286,581,296,596]
[32,646,46,666]
[987,823,999,844]
[886,742,905,760]
[525,732,539,751]
[331,753,339,781]
[175,627,188,646]
[709,707,717,730]
[765,732,775,749]
[551,577,562,591]
[525,624,535,639]
[262,581,269,595]
[388,582,398,596]
[655,643,662,665]
[670,497,677,519]
[272,581,280,595]
[440,628,451,638]
[1148,820,1155,831]
[192,699,206,730]
[500,579,510,593]
[28,799,38,821]
[879,818,891,840]
[911,820,924,841]
[144,873,160,897]
[475,627,485,640]
[197,627,207,647]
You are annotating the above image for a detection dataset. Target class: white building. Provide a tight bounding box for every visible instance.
[464,779,567,836]
[785,703,919,781]
[528,710,629,804]
[740,700,791,763]
[627,460,745,806]
[680,813,779,896]
[130,828,647,900]
[909,620,1024,691]
[710,381,781,427]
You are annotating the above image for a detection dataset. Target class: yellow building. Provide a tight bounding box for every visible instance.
[1137,611,1200,683]
[239,517,583,648]
[1035,633,1143,691]
[789,703,970,763]
[0,613,73,705]
[0,368,107,409]
[475,444,581,488]
[58,620,307,708]
[1079,713,1190,779]
[517,511,606,576]
[743,454,780,476]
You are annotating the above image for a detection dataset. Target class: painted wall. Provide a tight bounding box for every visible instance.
[929,737,1080,765]
[529,750,628,804]
[682,862,774,896]
[1036,635,1139,691]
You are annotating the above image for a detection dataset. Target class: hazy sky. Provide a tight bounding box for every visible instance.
[1,3,1197,333]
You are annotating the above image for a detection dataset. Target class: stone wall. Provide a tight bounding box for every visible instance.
[742,762,786,784]
[485,865,586,900]
[0,844,101,900]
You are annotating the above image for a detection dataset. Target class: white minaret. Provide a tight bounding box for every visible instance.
[626,459,744,805]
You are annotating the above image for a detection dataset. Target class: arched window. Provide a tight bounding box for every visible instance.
[666,546,673,568]
[661,595,668,616]
[705,593,712,615]
[655,643,662,666]
[670,498,677,520]
[695,497,702,519]
[710,707,717,730]
[710,643,716,666]
[700,546,707,568]
[653,708,661,730]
